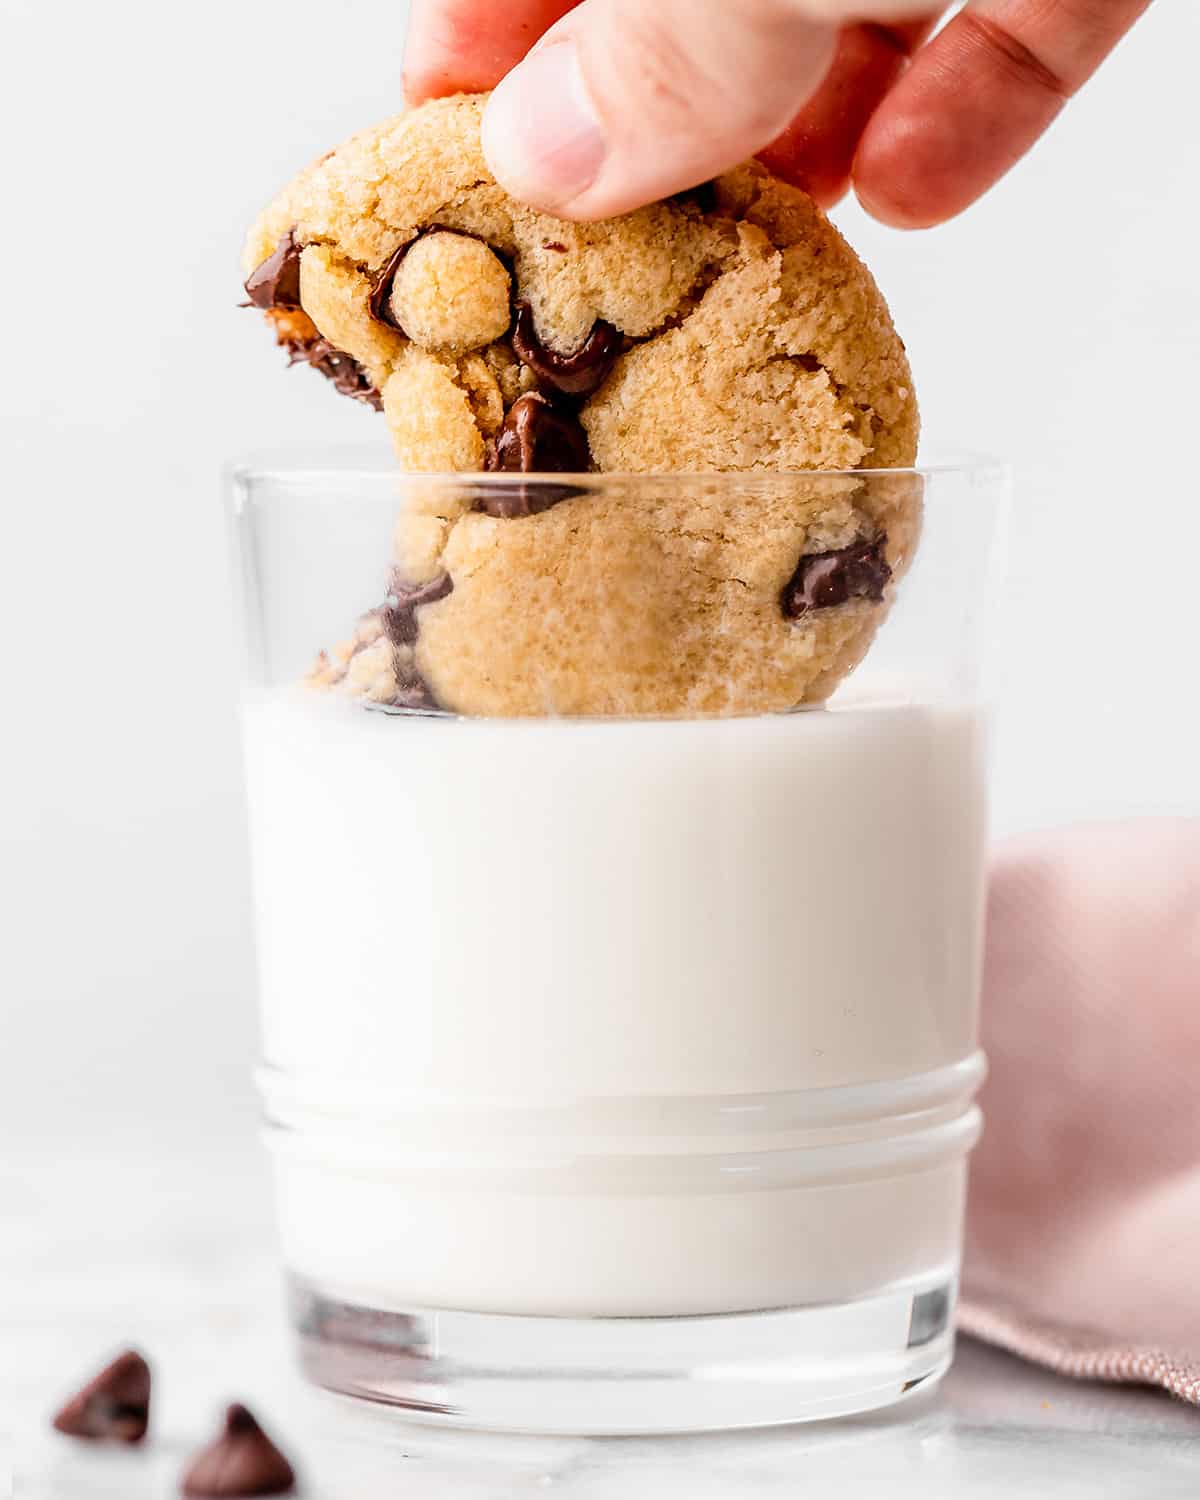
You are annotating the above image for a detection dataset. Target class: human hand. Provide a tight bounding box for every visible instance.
[403,0,1151,227]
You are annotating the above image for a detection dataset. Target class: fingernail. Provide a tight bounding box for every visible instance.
[482,40,606,213]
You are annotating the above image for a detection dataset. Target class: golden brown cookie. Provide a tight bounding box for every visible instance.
[246,94,922,716]
[308,471,922,718]
[242,94,917,475]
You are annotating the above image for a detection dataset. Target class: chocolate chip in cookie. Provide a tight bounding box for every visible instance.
[511,302,621,398]
[485,392,590,481]
[781,536,892,619]
[243,95,918,473]
[243,231,302,310]
[248,95,923,716]
[381,569,454,646]
[283,337,383,409]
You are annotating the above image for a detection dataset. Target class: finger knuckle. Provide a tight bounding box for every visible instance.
[965,11,1070,100]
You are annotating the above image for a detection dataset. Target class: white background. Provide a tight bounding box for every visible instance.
[2,0,1197,1146]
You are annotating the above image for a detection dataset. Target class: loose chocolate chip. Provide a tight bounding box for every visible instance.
[485,393,591,487]
[52,1349,151,1443]
[381,570,454,648]
[243,230,303,311]
[283,337,383,410]
[511,302,621,398]
[781,535,892,619]
[180,1404,296,1498]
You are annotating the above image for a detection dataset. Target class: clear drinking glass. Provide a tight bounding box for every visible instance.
[231,459,1006,1435]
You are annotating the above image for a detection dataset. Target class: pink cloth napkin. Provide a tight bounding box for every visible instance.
[960,818,1200,1403]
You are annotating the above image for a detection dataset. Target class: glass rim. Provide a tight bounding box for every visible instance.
[228,448,1009,492]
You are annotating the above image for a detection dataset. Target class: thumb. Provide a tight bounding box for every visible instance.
[481,0,838,220]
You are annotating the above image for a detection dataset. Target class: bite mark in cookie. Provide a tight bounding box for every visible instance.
[244,233,382,409]
[247,94,923,716]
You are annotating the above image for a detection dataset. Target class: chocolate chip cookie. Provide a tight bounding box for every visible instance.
[245,93,921,716]
[304,468,921,717]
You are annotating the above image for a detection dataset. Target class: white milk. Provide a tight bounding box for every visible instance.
[244,694,987,1317]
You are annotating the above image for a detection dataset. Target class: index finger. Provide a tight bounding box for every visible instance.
[758,14,941,206]
[853,0,1155,226]
[403,0,580,102]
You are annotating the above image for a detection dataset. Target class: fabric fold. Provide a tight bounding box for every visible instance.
[963,819,1200,1405]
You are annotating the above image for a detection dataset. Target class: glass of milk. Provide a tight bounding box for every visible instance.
[231,459,1006,1433]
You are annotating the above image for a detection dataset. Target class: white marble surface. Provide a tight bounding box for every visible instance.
[7,1137,1200,1499]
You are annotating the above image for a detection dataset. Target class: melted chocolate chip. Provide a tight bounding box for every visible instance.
[331,587,450,712]
[52,1350,151,1443]
[542,239,568,253]
[381,570,454,647]
[384,672,442,712]
[476,479,587,519]
[484,392,590,497]
[243,231,303,311]
[782,536,892,619]
[181,1404,295,1498]
[244,230,380,407]
[511,302,620,398]
[367,238,416,329]
[283,337,383,409]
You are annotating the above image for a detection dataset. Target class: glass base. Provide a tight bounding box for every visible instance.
[289,1275,956,1435]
